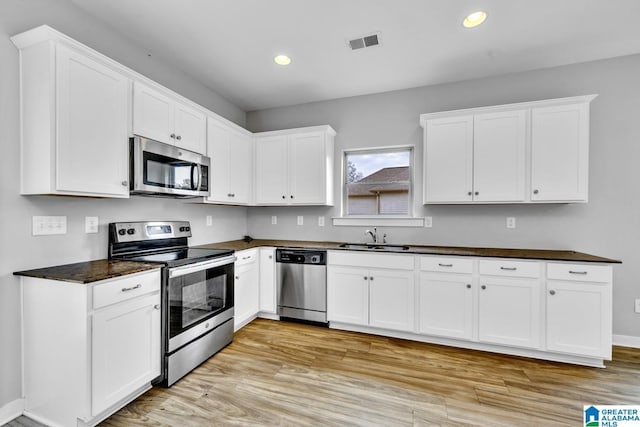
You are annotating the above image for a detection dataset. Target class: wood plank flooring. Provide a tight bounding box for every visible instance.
[8,318,639,426]
[96,319,640,426]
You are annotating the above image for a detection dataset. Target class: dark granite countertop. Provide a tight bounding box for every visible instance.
[195,239,621,264]
[14,260,162,284]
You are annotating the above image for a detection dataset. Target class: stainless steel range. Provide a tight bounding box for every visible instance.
[108,221,235,386]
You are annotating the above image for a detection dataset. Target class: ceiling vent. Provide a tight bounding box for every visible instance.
[347,32,381,50]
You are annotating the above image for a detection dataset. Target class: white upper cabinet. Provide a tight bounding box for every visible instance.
[206,117,253,204]
[254,126,335,205]
[420,95,596,204]
[12,28,130,198]
[531,102,591,202]
[133,81,206,154]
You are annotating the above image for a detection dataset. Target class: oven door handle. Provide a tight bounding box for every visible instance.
[169,255,236,278]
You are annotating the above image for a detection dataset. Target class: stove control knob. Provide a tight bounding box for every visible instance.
[126,228,135,235]
[118,229,126,236]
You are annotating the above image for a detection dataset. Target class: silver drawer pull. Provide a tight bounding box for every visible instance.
[500,267,517,271]
[438,263,453,267]
[121,284,141,292]
[242,256,251,260]
[153,304,160,310]
[569,270,588,275]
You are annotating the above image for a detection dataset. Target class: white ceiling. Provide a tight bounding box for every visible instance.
[71,0,640,112]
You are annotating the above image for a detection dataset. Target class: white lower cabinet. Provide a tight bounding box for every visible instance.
[258,248,277,314]
[545,263,612,358]
[21,269,161,427]
[419,273,474,340]
[234,249,260,330]
[327,252,415,332]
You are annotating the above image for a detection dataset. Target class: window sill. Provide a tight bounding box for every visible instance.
[332,217,425,227]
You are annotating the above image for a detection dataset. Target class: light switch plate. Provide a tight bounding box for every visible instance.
[318,216,325,227]
[424,217,433,228]
[271,216,277,225]
[506,217,516,229]
[297,216,304,226]
[33,216,67,236]
[206,215,213,226]
[85,216,99,233]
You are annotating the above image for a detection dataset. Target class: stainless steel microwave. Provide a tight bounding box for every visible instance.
[130,136,210,198]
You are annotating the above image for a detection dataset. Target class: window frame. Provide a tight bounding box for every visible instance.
[334,145,424,227]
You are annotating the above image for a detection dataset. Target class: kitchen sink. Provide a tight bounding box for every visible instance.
[338,243,411,252]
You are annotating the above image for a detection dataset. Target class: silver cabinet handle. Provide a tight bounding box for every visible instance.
[364,276,368,280]
[500,266,517,271]
[569,270,588,275]
[467,191,472,196]
[153,304,160,310]
[176,135,182,140]
[242,256,251,260]
[290,195,294,199]
[549,290,556,296]
[121,180,128,186]
[235,276,239,280]
[533,189,539,194]
[474,191,479,196]
[438,263,453,267]
[121,284,141,292]
[466,284,471,289]
[369,276,374,281]
[481,285,486,290]
[268,255,273,259]
[170,133,176,139]
[282,195,286,199]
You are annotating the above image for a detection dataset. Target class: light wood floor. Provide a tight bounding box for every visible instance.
[94,319,640,426]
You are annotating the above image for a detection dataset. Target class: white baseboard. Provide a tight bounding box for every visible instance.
[0,398,24,425]
[613,334,640,348]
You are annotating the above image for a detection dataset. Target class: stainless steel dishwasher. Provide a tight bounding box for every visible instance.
[276,248,327,324]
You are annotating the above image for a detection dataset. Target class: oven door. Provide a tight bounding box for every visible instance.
[166,256,234,352]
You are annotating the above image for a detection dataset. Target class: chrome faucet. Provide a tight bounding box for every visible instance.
[365,227,378,243]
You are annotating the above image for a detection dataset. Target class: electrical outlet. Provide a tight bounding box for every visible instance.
[506,217,516,229]
[318,216,325,227]
[271,216,277,225]
[635,299,640,314]
[32,216,67,236]
[85,216,99,233]
[424,217,433,228]
[297,216,304,226]
[206,215,213,226]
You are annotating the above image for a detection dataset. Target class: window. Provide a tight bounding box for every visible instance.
[344,148,413,216]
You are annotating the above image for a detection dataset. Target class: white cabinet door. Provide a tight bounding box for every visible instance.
[424,116,474,202]
[531,103,589,202]
[259,248,276,314]
[174,101,206,153]
[473,110,526,202]
[132,82,174,145]
[419,273,473,340]
[327,266,369,326]
[234,260,259,330]
[546,281,611,358]
[92,292,160,416]
[55,44,129,197]
[289,132,326,204]
[478,277,541,349]
[206,119,232,202]
[254,135,289,204]
[228,130,252,204]
[369,268,414,332]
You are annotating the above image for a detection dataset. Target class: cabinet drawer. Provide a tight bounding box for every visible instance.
[547,263,612,283]
[479,259,540,278]
[328,251,414,270]
[420,257,473,274]
[235,249,258,266]
[93,270,161,309]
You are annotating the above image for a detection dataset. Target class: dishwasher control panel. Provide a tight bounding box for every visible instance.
[276,249,326,265]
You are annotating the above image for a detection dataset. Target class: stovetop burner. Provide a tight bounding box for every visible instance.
[122,248,234,268]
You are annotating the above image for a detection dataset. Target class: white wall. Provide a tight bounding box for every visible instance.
[246,54,640,339]
[0,0,248,412]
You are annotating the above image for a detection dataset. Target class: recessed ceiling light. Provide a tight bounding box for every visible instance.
[463,11,487,28]
[274,55,291,66]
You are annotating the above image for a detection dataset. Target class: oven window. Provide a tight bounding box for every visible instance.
[168,265,233,339]
[144,151,194,190]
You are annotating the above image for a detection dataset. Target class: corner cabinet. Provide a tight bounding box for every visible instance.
[420,95,597,204]
[254,126,335,205]
[21,269,161,427]
[234,249,260,330]
[11,26,131,197]
[205,117,253,204]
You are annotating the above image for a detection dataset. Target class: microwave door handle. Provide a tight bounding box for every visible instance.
[191,164,200,190]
